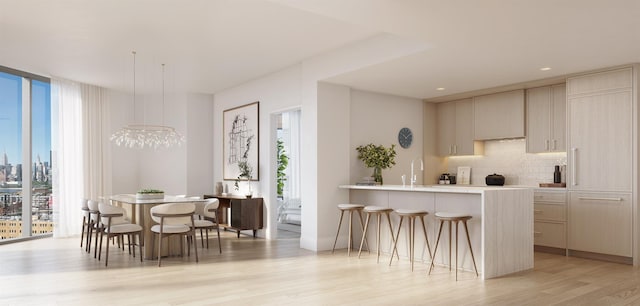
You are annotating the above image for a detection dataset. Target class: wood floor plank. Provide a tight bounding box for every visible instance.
[1,233,639,305]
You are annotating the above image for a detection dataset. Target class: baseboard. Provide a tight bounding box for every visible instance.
[534,245,567,256]
[568,249,633,265]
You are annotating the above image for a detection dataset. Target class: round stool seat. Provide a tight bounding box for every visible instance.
[435,212,472,220]
[364,206,393,213]
[395,209,429,216]
[338,204,365,210]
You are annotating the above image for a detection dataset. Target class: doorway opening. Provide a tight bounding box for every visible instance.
[275,109,301,237]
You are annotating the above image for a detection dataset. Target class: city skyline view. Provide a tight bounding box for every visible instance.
[0,71,51,167]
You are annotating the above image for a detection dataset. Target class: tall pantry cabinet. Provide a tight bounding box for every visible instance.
[566,67,636,263]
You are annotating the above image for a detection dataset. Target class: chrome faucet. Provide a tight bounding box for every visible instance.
[411,158,424,188]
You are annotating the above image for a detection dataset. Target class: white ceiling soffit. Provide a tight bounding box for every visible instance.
[0,0,376,94]
[273,0,640,100]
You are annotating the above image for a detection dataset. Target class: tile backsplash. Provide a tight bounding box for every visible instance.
[445,138,567,187]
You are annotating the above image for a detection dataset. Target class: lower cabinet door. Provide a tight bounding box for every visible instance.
[534,221,566,249]
[568,192,632,257]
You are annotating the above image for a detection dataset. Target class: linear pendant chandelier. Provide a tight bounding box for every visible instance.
[110,51,185,149]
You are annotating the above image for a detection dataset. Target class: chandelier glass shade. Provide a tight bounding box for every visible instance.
[110,52,185,149]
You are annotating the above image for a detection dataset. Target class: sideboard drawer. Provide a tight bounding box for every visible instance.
[534,221,566,249]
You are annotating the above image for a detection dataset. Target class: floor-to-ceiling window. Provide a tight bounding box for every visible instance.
[0,67,52,240]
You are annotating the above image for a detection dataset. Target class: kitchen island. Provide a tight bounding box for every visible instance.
[340,185,533,279]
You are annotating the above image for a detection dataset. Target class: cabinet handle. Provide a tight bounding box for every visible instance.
[577,197,623,202]
[453,145,457,155]
[534,231,542,236]
[448,145,452,155]
[553,139,557,150]
[545,140,549,151]
[534,209,543,214]
[571,148,577,186]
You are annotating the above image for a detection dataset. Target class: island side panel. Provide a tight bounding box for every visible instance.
[482,189,534,279]
[432,193,483,275]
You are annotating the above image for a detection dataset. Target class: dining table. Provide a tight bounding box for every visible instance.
[109,194,206,260]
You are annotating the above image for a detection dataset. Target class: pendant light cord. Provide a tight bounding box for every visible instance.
[162,63,165,126]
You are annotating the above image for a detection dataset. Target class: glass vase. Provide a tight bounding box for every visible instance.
[372,167,383,185]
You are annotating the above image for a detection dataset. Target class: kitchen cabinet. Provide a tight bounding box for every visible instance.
[568,192,632,258]
[566,67,634,262]
[567,68,633,192]
[436,98,483,156]
[526,84,566,153]
[533,190,567,252]
[473,90,525,140]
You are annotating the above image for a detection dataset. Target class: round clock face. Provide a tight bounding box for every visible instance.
[398,127,413,148]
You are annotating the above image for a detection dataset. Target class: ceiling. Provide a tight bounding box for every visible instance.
[2,0,640,101]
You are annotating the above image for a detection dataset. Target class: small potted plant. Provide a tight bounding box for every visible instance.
[356,143,397,185]
[234,160,253,198]
[136,188,165,200]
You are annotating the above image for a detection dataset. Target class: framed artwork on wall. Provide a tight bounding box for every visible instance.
[223,101,260,181]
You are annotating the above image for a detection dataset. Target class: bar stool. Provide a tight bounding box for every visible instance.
[331,204,369,256]
[357,206,397,263]
[389,209,432,271]
[428,212,478,280]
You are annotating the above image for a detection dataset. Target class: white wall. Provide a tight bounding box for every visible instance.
[349,89,424,185]
[211,33,429,250]
[107,90,213,197]
[213,65,303,240]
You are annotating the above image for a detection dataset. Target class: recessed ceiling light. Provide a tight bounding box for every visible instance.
[436,87,445,91]
[540,67,552,71]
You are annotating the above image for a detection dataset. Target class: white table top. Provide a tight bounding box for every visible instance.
[110,194,205,205]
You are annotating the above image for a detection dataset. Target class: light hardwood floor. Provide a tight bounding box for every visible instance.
[1,232,640,305]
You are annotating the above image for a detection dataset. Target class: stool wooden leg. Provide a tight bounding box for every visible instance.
[385,212,399,260]
[410,216,415,272]
[419,215,432,262]
[428,219,445,275]
[347,211,353,256]
[455,220,459,281]
[356,210,370,252]
[358,213,372,258]
[389,216,405,266]
[463,220,479,277]
[332,210,345,254]
[448,220,452,271]
[375,213,382,262]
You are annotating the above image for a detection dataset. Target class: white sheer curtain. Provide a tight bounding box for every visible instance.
[81,84,111,200]
[52,79,110,238]
[52,79,84,237]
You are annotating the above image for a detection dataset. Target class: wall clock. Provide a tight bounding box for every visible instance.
[398,127,413,149]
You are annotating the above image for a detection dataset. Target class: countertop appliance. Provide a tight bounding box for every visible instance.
[485,173,505,186]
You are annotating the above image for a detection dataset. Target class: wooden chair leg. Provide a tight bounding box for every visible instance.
[385,212,399,260]
[389,216,405,266]
[358,213,371,258]
[356,210,370,253]
[463,220,479,277]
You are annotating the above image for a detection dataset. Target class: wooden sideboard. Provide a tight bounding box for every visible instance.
[203,195,264,238]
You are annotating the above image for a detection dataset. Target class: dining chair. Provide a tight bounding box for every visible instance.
[190,198,222,253]
[80,198,90,250]
[150,202,198,267]
[97,202,143,267]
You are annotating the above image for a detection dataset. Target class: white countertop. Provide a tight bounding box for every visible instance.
[339,184,536,194]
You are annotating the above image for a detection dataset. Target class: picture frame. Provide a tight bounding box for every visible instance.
[223,101,260,181]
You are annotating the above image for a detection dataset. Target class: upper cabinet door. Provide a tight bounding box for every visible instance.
[436,101,456,156]
[526,84,566,153]
[454,99,476,155]
[550,84,566,152]
[526,86,552,153]
[473,90,525,140]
